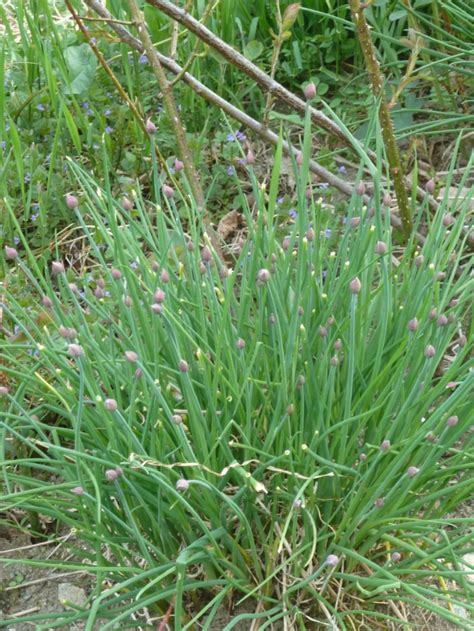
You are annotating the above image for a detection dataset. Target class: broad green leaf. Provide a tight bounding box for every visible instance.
[243,40,264,60]
[63,44,97,94]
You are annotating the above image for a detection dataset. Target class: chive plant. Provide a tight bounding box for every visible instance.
[1,135,473,629]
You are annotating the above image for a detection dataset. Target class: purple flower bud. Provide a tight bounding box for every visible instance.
[145,118,157,134]
[125,351,138,362]
[375,241,387,255]
[68,343,84,357]
[42,295,53,308]
[176,478,189,492]
[154,288,166,303]
[201,246,212,263]
[380,439,391,451]
[199,261,206,274]
[111,268,122,279]
[151,261,160,272]
[120,296,131,309]
[65,193,79,209]
[391,552,401,562]
[178,359,189,373]
[69,283,79,294]
[304,82,317,100]
[407,318,418,332]
[428,308,437,320]
[171,414,183,425]
[151,303,163,314]
[374,497,385,508]
[186,240,194,251]
[425,431,436,442]
[162,184,174,199]
[94,287,105,299]
[134,367,142,378]
[306,227,315,241]
[382,193,392,206]
[122,197,133,211]
[105,469,119,482]
[293,498,303,509]
[257,268,271,284]
[355,182,366,196]
[51,261,65,275]
[325,554,339,567]
[446,415,458,427]
[407,466,419,478]
[330,355,339,366]
[246,149,255,165]
[424,345,436,358]
[71,486,85,495]
[435,271,446,281]
[236,337,245,350]
[349,277,362,294]
[425,178,435,194]
[5,246,18,260]
[437,314,448,327]
[0,386,10,396]
[414,254,424,267]
[350,216,360,227]
[296,152,303,166]
[105,398,118,411]
[319,326,328,338]
[174,158,184,172]
[58,325,75,339]
[442,213,454,227]
[282,236,290,251]
[160,269,170,283]
[334,338,342,350]
[326,316,335,327]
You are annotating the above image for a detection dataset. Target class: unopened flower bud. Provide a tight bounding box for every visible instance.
[51,261,65,275]
[176,478,189,492]
[349,277,362,294]
[407,318,418,331]
[236,337,245,350]
[334,338,342,350]
[68,343,84,357]
[174,158,184,172]
[201,246,212,263]
[391,552,401,562]
[105,398,118,411]
[306,226,315,241]
[350,216,360,227]
[122,197,133,211]
[424,345,435,358]
[171,414,183,425]
[437,314,448,327]
[151,303,163,314]
[442,213,454,227]
[162,184,174,199]
[123,295,133,307]
[145,118,157,134]
[257,268,271,284]
[282,236,290,251]
[71,486,85,495]
[105,468,119,482]
[304,82,316,100]
[375,241,387,254]
[355,182,366,195]
[178,359,189,373]
[407,466,419,478]
[330,355,339,366]
[287,404,295,415]
[111,268,122,279]
[374,497,385,508]
[154,288,166,303]
[42,295,53,308]
[94,287,105,299]
[425,178,435,194]
[319,325,328,337]
[428,308,437,320]
[5,246,18,260]
[125,351,138,362]
[0,386,10,396]
[246,149,255,165]
[296,151,303,166]
[380,439,390,451]
[382,193,392,206]
[325,554,339,567]
[65,193,79,209]
[446,415,458,427]
[160,269,170,283]
[282,3,301,31]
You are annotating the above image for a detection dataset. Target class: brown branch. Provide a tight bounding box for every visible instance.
[349,0,412,239]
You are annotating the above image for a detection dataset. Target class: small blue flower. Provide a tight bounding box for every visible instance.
[324,228,332,238]
[277,196,284,204]
[13,236,20,245]
[37,104,45,111]
[236,130,246,141]
[87,108,94,116]
[82,101,89,110]
[105,126,113,134]
[226,133,236,142]
[342,216,348,225]
[139,53,148,64]
[1,140,7,150]
[104,109,112,117]
[338,165,347,174]
[31,213,39,222]
[237,158,246,165]
[289,209,297,219]
[24,172,31,183]
[93,143,100,150]
[130,261,139,269]
[226,165,236,176]
[90,37,97,44]
[319,183,329,190]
